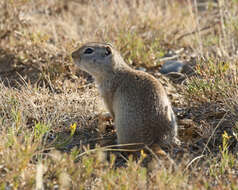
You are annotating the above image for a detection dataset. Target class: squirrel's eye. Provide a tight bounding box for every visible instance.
[105,46,111,56]
[84,48,94,54]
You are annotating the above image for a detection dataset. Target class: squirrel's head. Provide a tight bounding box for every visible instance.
[72,42,115,78]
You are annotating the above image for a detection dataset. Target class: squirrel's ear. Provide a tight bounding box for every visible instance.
[105,46,112,56]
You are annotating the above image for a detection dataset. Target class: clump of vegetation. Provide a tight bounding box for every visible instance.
[0,0,238,189]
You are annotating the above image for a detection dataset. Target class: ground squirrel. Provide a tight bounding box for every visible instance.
[72,42,179,150]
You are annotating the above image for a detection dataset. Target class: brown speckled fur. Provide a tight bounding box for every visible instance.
[72,42,179,150]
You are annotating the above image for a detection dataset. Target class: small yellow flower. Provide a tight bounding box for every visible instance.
[222,131,230,141]
[70,123,77,136]
[140,149,147,159]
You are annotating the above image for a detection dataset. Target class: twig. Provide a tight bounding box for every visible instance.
[158,54,180,62]
[158,48,184,62]
[183,155,204,172]
[201,112,227,156]
[188,112,228,170]
[176,21,220,41]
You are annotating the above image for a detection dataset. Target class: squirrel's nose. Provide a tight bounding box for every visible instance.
[72,51,79,60]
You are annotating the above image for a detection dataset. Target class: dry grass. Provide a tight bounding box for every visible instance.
[0,0,238,189]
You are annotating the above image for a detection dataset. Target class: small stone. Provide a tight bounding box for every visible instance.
[159,60,185,74]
